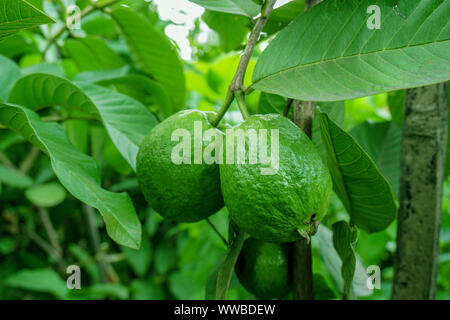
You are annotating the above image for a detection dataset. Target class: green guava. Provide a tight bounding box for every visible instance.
[219,114,332,243]
[236,237,291,299]
[136,109,224,222]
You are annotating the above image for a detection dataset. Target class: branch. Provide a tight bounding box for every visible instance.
[212,0,277,126]
[37,207,67,274]
[83,204,108,282]
[229,0,276,92]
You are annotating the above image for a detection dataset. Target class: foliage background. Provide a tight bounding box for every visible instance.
[0,0,449,300]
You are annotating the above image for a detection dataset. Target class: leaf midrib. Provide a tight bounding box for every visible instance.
[253,38,450,85]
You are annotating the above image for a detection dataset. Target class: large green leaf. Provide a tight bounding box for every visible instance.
[0,55,21,101]
[0,0,54,42]
[0,102,141,249]
[350,121,401,197]
[332,221,358,299]
[314,225,372,299]
[190,0,260,17]
[317,109,396,233]
[111,7,186,109]
[253,0,450,101]
[8,73,158,171]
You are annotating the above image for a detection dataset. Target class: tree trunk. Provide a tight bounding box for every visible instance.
[292,101,315,300]
[392,83,448,299]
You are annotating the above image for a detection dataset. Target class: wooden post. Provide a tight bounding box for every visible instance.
[392,83,448,299]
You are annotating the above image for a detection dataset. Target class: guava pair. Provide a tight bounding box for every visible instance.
[136,109,332,298]
[136,109,332,243]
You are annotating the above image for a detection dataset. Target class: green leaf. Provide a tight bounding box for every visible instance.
[0,0,54,42]
[86,283,129,299]
[314,225,372,298]
[253,0,450,101]
[190,0,260,17]
[0,103,141,249]
[317,108,396,233]
[5,269,68,299]
[121,235,152,277]
[313,273,337,300]
[131,279,166,300]
[111,7,186,109]
[63,36,125,71]
[264,0,304,35]
[203,10,249,52]
[9,73,158,171]
[312,101,346,161]
[332,221,358,299]
[93,75,174,118]
[25,182,67,207]
[0,165,33,188]
[387,90,404,127]
[350,121,401,197]
[257,92,286,114]
[0,55,21,101]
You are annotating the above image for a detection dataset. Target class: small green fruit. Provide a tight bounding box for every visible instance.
[236,238,291,299]
[220,114,332,243]
[136,110,224,222]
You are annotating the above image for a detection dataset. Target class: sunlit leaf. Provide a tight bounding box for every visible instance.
[111,7,186,109]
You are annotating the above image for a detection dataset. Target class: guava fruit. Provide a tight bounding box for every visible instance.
[219,114,332,243]
[236,237,291,299]
[136,109,224,222]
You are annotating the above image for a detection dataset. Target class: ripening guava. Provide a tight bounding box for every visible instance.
[136,109,224,222]
[236,237,291,299]
[219,114,332,243]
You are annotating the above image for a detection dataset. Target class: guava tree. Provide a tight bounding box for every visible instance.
[0,0,448,300]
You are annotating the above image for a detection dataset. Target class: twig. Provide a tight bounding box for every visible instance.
[38,207,66,273]
[19,146,40,174]
[206,218,228,247]
[211,0,277,126]
[83,204,108,282]
[42,0,122,56]
[0,151,16,170]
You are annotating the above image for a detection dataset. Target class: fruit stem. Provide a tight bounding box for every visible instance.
[216,229,246,299]
[211,91,234,127]
[235,90,250,120]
